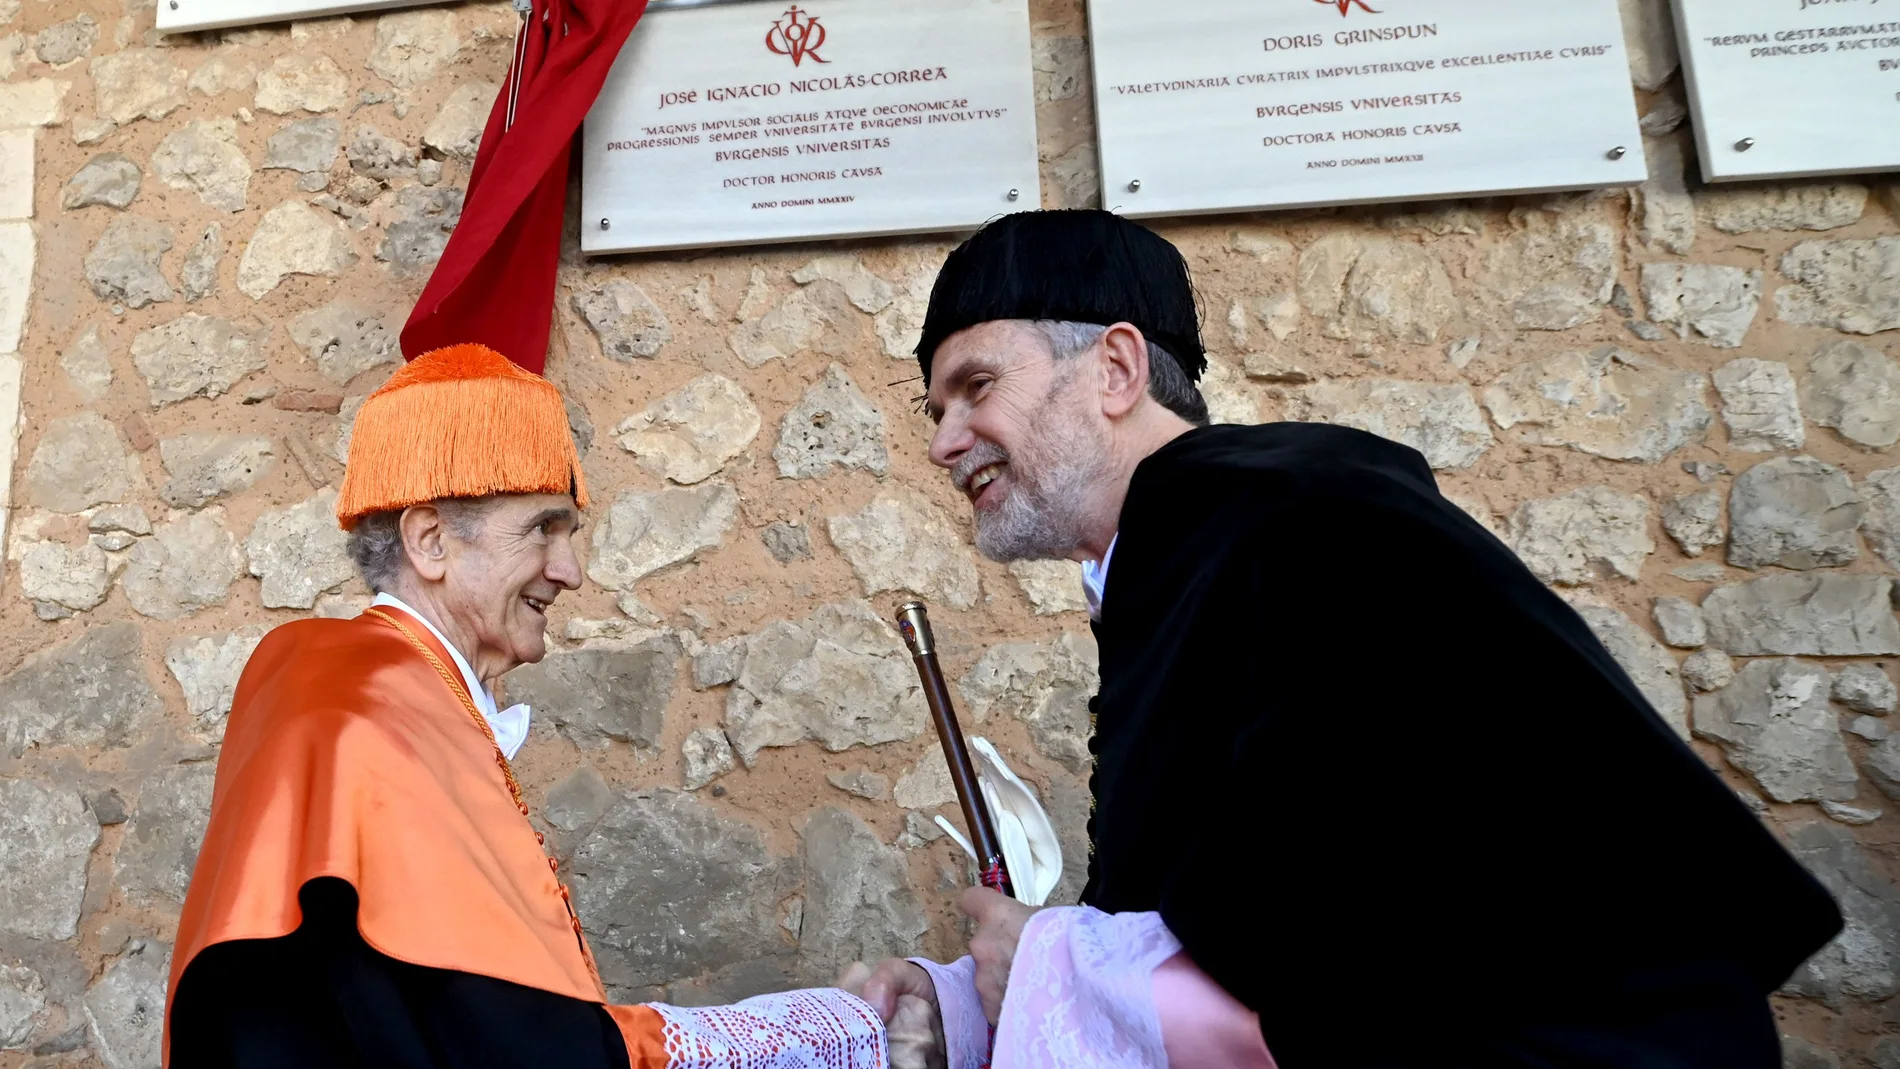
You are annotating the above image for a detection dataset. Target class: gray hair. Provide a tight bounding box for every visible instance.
[346,497,499,594]
[1033,321,1209,426]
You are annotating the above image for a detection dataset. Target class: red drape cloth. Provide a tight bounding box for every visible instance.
[400,0,648,374]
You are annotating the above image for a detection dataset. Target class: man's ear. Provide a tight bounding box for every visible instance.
[1096,322,1150,420]
[399,504,451,583]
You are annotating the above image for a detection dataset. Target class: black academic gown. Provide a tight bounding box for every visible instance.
[169,879,631,1069]
[1080,423,1843,1069]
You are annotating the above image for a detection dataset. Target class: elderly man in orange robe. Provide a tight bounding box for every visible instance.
[163,344,928,1069]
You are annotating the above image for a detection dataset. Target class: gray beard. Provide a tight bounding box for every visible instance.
[972,417,1110,564]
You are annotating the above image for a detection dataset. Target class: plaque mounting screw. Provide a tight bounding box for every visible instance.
[1736,137,1756,152]
[1607,146,1627,160]
[1127,179,1142,193]
[598,218,610,230]
[1007,188,1019,201]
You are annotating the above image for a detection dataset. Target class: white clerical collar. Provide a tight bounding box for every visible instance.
[369,592,531,759]
[1080,534,1118,622]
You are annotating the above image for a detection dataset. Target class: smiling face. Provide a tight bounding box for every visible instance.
[925,321,1113,562]
[426,493,584,679]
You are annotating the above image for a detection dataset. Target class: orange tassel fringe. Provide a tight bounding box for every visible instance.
[335,344,589,529]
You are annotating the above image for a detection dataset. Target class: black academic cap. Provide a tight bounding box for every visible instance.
[914,209,1206,386]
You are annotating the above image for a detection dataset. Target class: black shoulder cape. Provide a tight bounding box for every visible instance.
[1080,423,1842,1068]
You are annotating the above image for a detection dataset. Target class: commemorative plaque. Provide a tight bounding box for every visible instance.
[1086,0,1648,218]
[581,0,1040,255]
[1673,0,1900,182]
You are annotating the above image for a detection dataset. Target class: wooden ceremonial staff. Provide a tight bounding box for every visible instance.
[894,601,1015,897]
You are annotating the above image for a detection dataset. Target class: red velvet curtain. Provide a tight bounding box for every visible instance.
[400,0,648,373]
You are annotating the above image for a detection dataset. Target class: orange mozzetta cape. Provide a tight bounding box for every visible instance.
[164,607,671,1066]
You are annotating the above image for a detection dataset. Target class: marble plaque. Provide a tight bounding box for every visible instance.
[1674,0,1900,182]
[582,0,1040,254]
[1087,0,1648,218]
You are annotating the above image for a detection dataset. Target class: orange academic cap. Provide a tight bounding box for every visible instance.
[334,343,588,530]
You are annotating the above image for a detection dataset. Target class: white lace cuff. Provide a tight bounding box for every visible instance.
[649,988,888,1069]
[992,907,1181,1069]
[908,955,989,1069]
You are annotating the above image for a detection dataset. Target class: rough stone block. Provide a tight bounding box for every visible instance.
[773,364,888,480]
[375,185,460,277]
[1483,348,1710,464]
[587,482,738,590]
[959,632,1100,771]
[1694,659,1857,803]
[1701,574,1900,656]
[1700,184,1866,233]
[131,313,263,405]
[82,940,169,1069]
[90,48,185,124]
[724,601,925,765]
[1834,664,1897,716]
[116,763,216,906]
[422,81,494,159]
[245,490,353,609]
[59,323,111,400]
[1481,216,1616,331]
[288,298,396,384]
[1298,233,1457,344]
[569,791,787,996]
[0,778,98,940]
[62,152,140,209]
[159,432,274,507]
[237,200,355,298]
[18,539,110,617]
[1007,559,1088,616]
[798,808,926,977]
[681,728,734,790]
[23,410,134,512]
[1712,358,1803,453]
[165,628,266,741]
[0,621,160,756]
[367,9,460,88]
[506,637,680,750]
[827,490,979,609]
[1652,596,1707,648]
[1641,263,1762,349]
[263,116,341,173]
[1803,341,1900,451]
[254,53,347,114]
[1509,486,1654,586]
[1661,489,1724,558]
[1298,378,1491,471]
[1776,238,1900,335]
[121,509,244,620]
[150,118,251,213]
[85,214,172,308]
[616,373,759,485]
[1727,455,1861,571]
[1781,822,1900,1004]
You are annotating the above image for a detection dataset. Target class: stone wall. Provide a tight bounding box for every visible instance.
[0,0,1897,1064]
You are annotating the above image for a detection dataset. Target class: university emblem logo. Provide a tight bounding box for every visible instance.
[1316,0,1381,14]
[767,6,830,66]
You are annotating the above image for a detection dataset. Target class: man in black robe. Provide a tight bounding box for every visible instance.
[860,209,1843,1067]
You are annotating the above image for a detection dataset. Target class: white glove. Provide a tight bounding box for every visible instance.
[933,738,1064,907]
